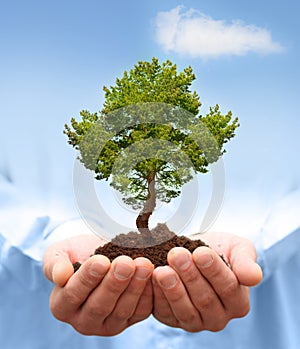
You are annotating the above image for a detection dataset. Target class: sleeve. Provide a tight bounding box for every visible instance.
[256,189,300,281]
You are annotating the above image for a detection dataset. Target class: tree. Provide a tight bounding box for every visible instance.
[64,58,239,243]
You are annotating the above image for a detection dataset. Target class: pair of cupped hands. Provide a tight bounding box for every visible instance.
[43,232,262,336]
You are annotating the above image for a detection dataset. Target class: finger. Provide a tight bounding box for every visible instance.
[52,259,75,286]
[106,257,153,326]
[230,241,263,286]
[153,266,202,332]
[152,268,176,327]
[50,255,110,320]
[129,278,153,325]
[78,255,136,333]
[43,243,74,286]
[168,247,227,331]
[129,258,154,323]
[193,246,250,319]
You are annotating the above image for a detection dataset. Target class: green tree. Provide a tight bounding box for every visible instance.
[64,58,239,243]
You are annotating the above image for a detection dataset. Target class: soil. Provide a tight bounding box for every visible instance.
[73,223,211,271]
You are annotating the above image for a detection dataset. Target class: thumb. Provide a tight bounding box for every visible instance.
[43,246,74,287]
[230,243,263,287]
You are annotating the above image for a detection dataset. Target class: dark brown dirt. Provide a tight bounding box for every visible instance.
[95,226,209,268]
[74,224,210,271]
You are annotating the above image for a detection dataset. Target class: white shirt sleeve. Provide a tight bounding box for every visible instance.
[258,189,300,249]
[256,189,300,279]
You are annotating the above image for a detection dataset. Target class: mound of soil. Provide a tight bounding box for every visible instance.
[73,224,209,271]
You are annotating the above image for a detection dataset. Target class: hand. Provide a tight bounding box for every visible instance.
[152,232,263,332]
[43,235,154,336]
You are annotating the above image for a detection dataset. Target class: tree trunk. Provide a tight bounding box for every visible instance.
[136,174,156,244]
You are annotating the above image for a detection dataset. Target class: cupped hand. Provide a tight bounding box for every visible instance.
[152,232,263,332]
[43,235,154,336]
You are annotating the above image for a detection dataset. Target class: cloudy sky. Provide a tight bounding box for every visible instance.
[1,0,299,238]
[155,5,284,57]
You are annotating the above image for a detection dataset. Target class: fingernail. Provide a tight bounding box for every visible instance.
[52,263,59,283]
[89,263,104,277]
[199,253,214,268]
[172,252,191,271]
[52,262,64,281]
[134,267,152,280]
[159,275,177,289]
[114,264,134,280]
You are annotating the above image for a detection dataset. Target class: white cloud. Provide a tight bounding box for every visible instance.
[154,6,284,58]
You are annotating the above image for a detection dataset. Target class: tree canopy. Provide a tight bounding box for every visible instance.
[64,58,239,238]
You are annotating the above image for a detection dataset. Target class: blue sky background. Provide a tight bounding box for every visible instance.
[1,0,299,237]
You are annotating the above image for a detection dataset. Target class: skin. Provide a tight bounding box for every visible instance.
[43,235,154,336]
[43,232,262,336]
[152,232,262,332]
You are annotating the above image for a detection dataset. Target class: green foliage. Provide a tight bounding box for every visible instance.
[64,58,239,210]
[102,57,201,115]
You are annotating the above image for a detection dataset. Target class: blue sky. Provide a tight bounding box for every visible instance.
[1,0,299,236]
[1,1,298,132]
[1,0,299,111]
